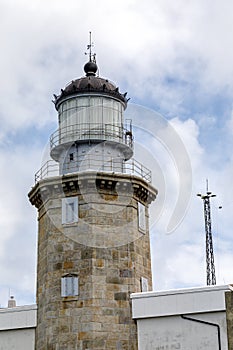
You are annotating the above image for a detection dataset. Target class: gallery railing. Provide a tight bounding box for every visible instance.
[35,156,152,184]
[50,123,134,152]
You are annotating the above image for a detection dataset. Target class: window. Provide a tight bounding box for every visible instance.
[141,277,148,292]
[138,202,146,231]
[62,197,78,224]
[61,274,79,297]
[69,153,74,161]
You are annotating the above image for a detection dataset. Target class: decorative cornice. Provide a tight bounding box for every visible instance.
[28,171,157,209]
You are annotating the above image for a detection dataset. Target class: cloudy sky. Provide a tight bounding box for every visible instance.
[1,0,233,307]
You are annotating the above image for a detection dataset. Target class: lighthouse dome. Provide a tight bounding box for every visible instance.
[54,61,128,110]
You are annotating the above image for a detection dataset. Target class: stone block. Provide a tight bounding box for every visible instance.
[119,314,131,324]
[78,331,88,340]
[95,258,105,267]
[103,308,115,316]
[120,269,133,278]
[63,261,74,269]
[81,247,94,259]
[82,339,106,349]
[106,283,121,292]
[226,291,233,350]
[112,250,119,260]
[55,262,62,270]
[114,292,127,301]
[106,276,121,284]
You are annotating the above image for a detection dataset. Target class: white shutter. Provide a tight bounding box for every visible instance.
[61,277,67,297]
[66,276,73,295]
[66,202,74,223]
[62,197,78,224]
[141,277,148,292]
[61,275,79,297]
[73,277,79,296]
[138,202,146,231]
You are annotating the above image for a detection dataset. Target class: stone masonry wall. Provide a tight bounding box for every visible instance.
[226,291,233,350]
[29,172,157,350]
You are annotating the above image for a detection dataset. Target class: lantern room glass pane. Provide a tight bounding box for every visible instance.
[58,95,124,143]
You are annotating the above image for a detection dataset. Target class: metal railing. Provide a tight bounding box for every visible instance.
[35,160,59,183]
[50,123,133,152]
[35,157,151,184]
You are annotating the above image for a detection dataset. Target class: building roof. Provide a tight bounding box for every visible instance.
[0,304,37,330]
[131,285,232,319]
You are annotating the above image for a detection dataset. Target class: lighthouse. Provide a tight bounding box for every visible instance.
[29,37,157,350]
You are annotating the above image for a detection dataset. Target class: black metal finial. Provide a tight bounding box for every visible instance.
[84,32,98,76]
[85,31,96,63]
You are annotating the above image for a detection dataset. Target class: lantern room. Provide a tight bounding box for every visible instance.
[50,58,133,175]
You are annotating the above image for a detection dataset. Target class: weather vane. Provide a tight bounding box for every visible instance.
[85,31,96,63]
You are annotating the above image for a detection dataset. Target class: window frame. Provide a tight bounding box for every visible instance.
[138,202,146,232]
[61,274,79,297]
[62,197,78,224]
[141,276,149,292]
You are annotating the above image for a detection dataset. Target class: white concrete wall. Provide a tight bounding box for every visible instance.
[0,328,35,350]
[137,311,227,350]
[0,304,36,350]
[132,285,231,350]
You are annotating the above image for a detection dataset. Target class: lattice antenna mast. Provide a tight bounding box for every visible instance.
[197,180,217,286]
[85,31,96,63]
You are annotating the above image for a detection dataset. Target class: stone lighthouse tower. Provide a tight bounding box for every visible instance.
[29,39,157,350]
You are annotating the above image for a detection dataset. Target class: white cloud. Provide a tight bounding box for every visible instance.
[149,111,233,290]
[1,0,233,135]
[0,144,41,305]
[0,0,233,306]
